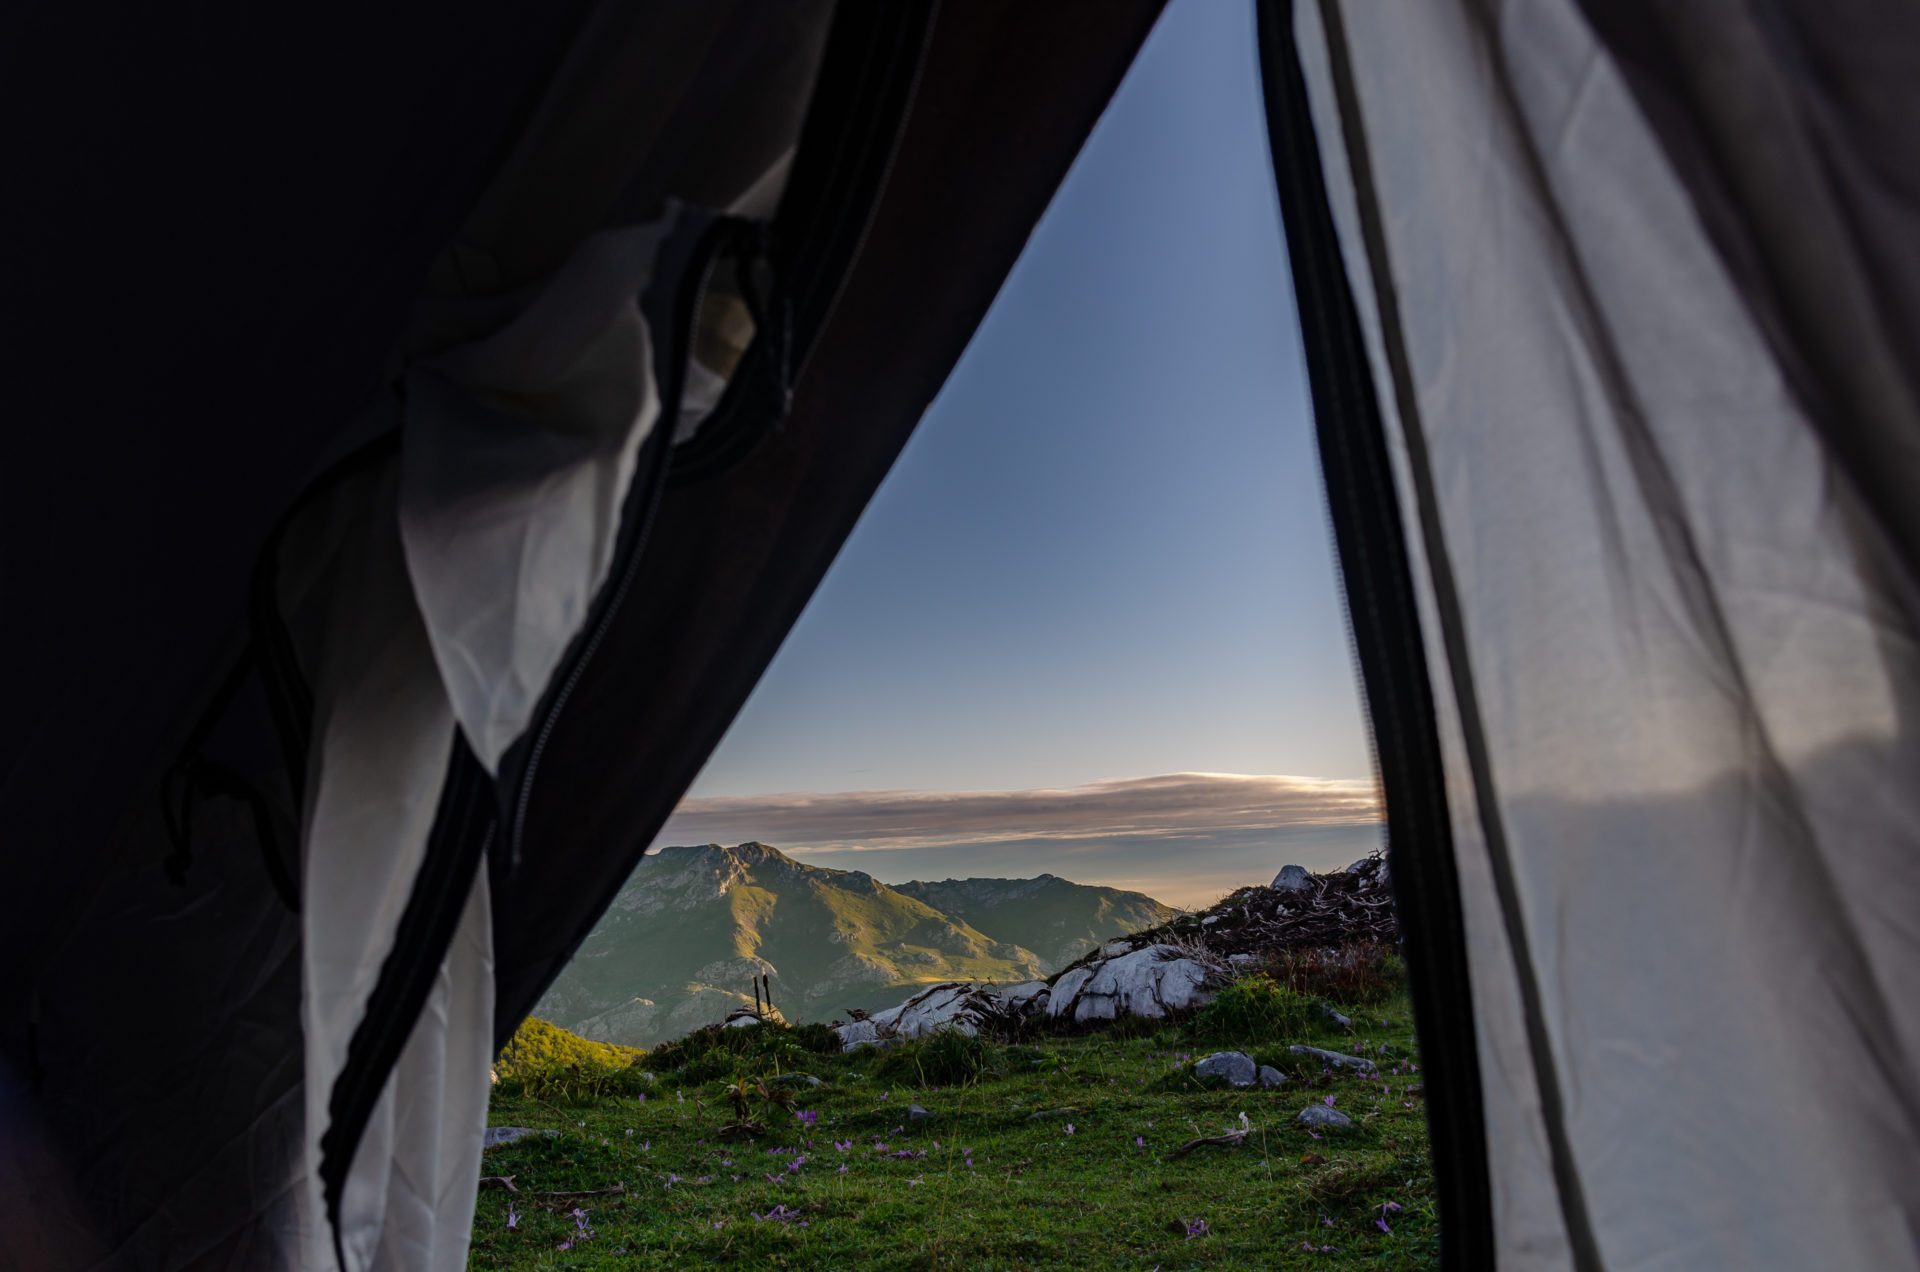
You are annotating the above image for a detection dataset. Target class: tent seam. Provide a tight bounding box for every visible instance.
[1313,2,1607,1268]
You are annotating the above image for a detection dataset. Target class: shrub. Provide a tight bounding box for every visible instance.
[877,1027,998,1086]
[790,1021,842,1055]
[679,1046,742,1085]
[1191,974,1317,1043]
[494,1017,643,1080]
[1267,942,1405,1006]
[649,1019,814,1074]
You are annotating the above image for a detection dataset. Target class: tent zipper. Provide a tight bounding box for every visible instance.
[503,3,937,870]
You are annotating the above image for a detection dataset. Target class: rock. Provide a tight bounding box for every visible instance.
[1101,939,1132,958]
[1058,946,1217,1022]
[997,980,1051,1015]
[1200,915,1220,925]
[1258,1066,1287,1089]
[1346,858,1374,875]
[835,1019,885,1049]
[907,1104,931,1121]
[1288,1045,1378,1073]
[832,981,1003,1050]
[1044,966,1097,1019]
[1228,953,1258,965]
[1318,1003,1352,1029]
[1192,1051,1258,1089]
[1295,1104,1353,1131]
[483,1127,559,1150]
[1272,864,1311,891]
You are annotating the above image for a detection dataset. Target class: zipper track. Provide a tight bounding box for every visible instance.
[505,6,937,862]
[663,4,937,488]
[1255,3,1495,1268]
[505,213,732,869]
[318,741,495,1265]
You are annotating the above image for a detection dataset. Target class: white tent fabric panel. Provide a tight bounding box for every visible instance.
[1293,1,1920,1269]
[400,221,670,775]
[284,460,496,1271]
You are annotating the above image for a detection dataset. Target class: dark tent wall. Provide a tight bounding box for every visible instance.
[8,0,1919,1268]
[0,2,1165,1268]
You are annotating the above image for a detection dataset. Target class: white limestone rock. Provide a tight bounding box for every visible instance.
[1045,966,1097,1019]
[997,980,1051,1015]
[1272,864,1311,890]
[1051,946,1218,1022]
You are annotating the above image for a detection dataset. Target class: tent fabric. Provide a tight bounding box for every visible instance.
[0,2,1166,1268]
[1283,1,1920,1268]
[283,455,490,1271]
[399,219,673,774]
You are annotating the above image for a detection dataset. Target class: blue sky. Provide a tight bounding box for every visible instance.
[665,0,1380,907]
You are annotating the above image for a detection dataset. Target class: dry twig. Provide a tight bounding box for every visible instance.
[1165,1129,1251,1160]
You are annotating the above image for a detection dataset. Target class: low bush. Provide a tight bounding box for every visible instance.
[1267,942,1405,1006]
[877,1026,999,1087]
[1191,974,1318,1043]
[678,1045,743,1086]
[790,1021,843,1055]
[494,1017,643,1080]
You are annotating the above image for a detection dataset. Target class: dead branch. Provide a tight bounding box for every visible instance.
[1165,1129,1251,1160]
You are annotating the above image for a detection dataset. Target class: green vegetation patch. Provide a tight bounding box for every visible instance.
[471,989,1435,1270]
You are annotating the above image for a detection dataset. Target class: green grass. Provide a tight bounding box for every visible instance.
[470,991,1435,1270]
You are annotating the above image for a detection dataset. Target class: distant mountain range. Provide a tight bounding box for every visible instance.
[536,842,1178,1047]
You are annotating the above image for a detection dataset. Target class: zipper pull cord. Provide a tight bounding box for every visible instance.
[159,649,301,911]
[737,222,793,425]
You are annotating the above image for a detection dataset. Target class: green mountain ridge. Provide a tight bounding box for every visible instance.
[892,874,1180,969]
[535,842,1174,1047]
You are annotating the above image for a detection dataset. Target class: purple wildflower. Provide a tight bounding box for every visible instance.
[835,1140,852,1152]
[1185,1219,1210,1240]
[1135,1137,1145,1148]
[1065,1123,1075,1135]
[1323,1094,1337,1107]
[505,1202,519,1230]
[797,1110,818,1128]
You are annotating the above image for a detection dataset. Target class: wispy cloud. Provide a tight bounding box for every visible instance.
[654,773,1380,909]
[660,772,1376,851]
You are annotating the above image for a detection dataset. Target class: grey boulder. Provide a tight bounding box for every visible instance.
[1295,1104,1353,1130]
[1288,1045,1378,1073]
[1258,1065,1287,1089]
[1192,1051,1259,1089]
[907,1103,931,1121]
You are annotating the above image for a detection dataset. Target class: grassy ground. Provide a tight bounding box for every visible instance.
[470,988,1435,1270]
